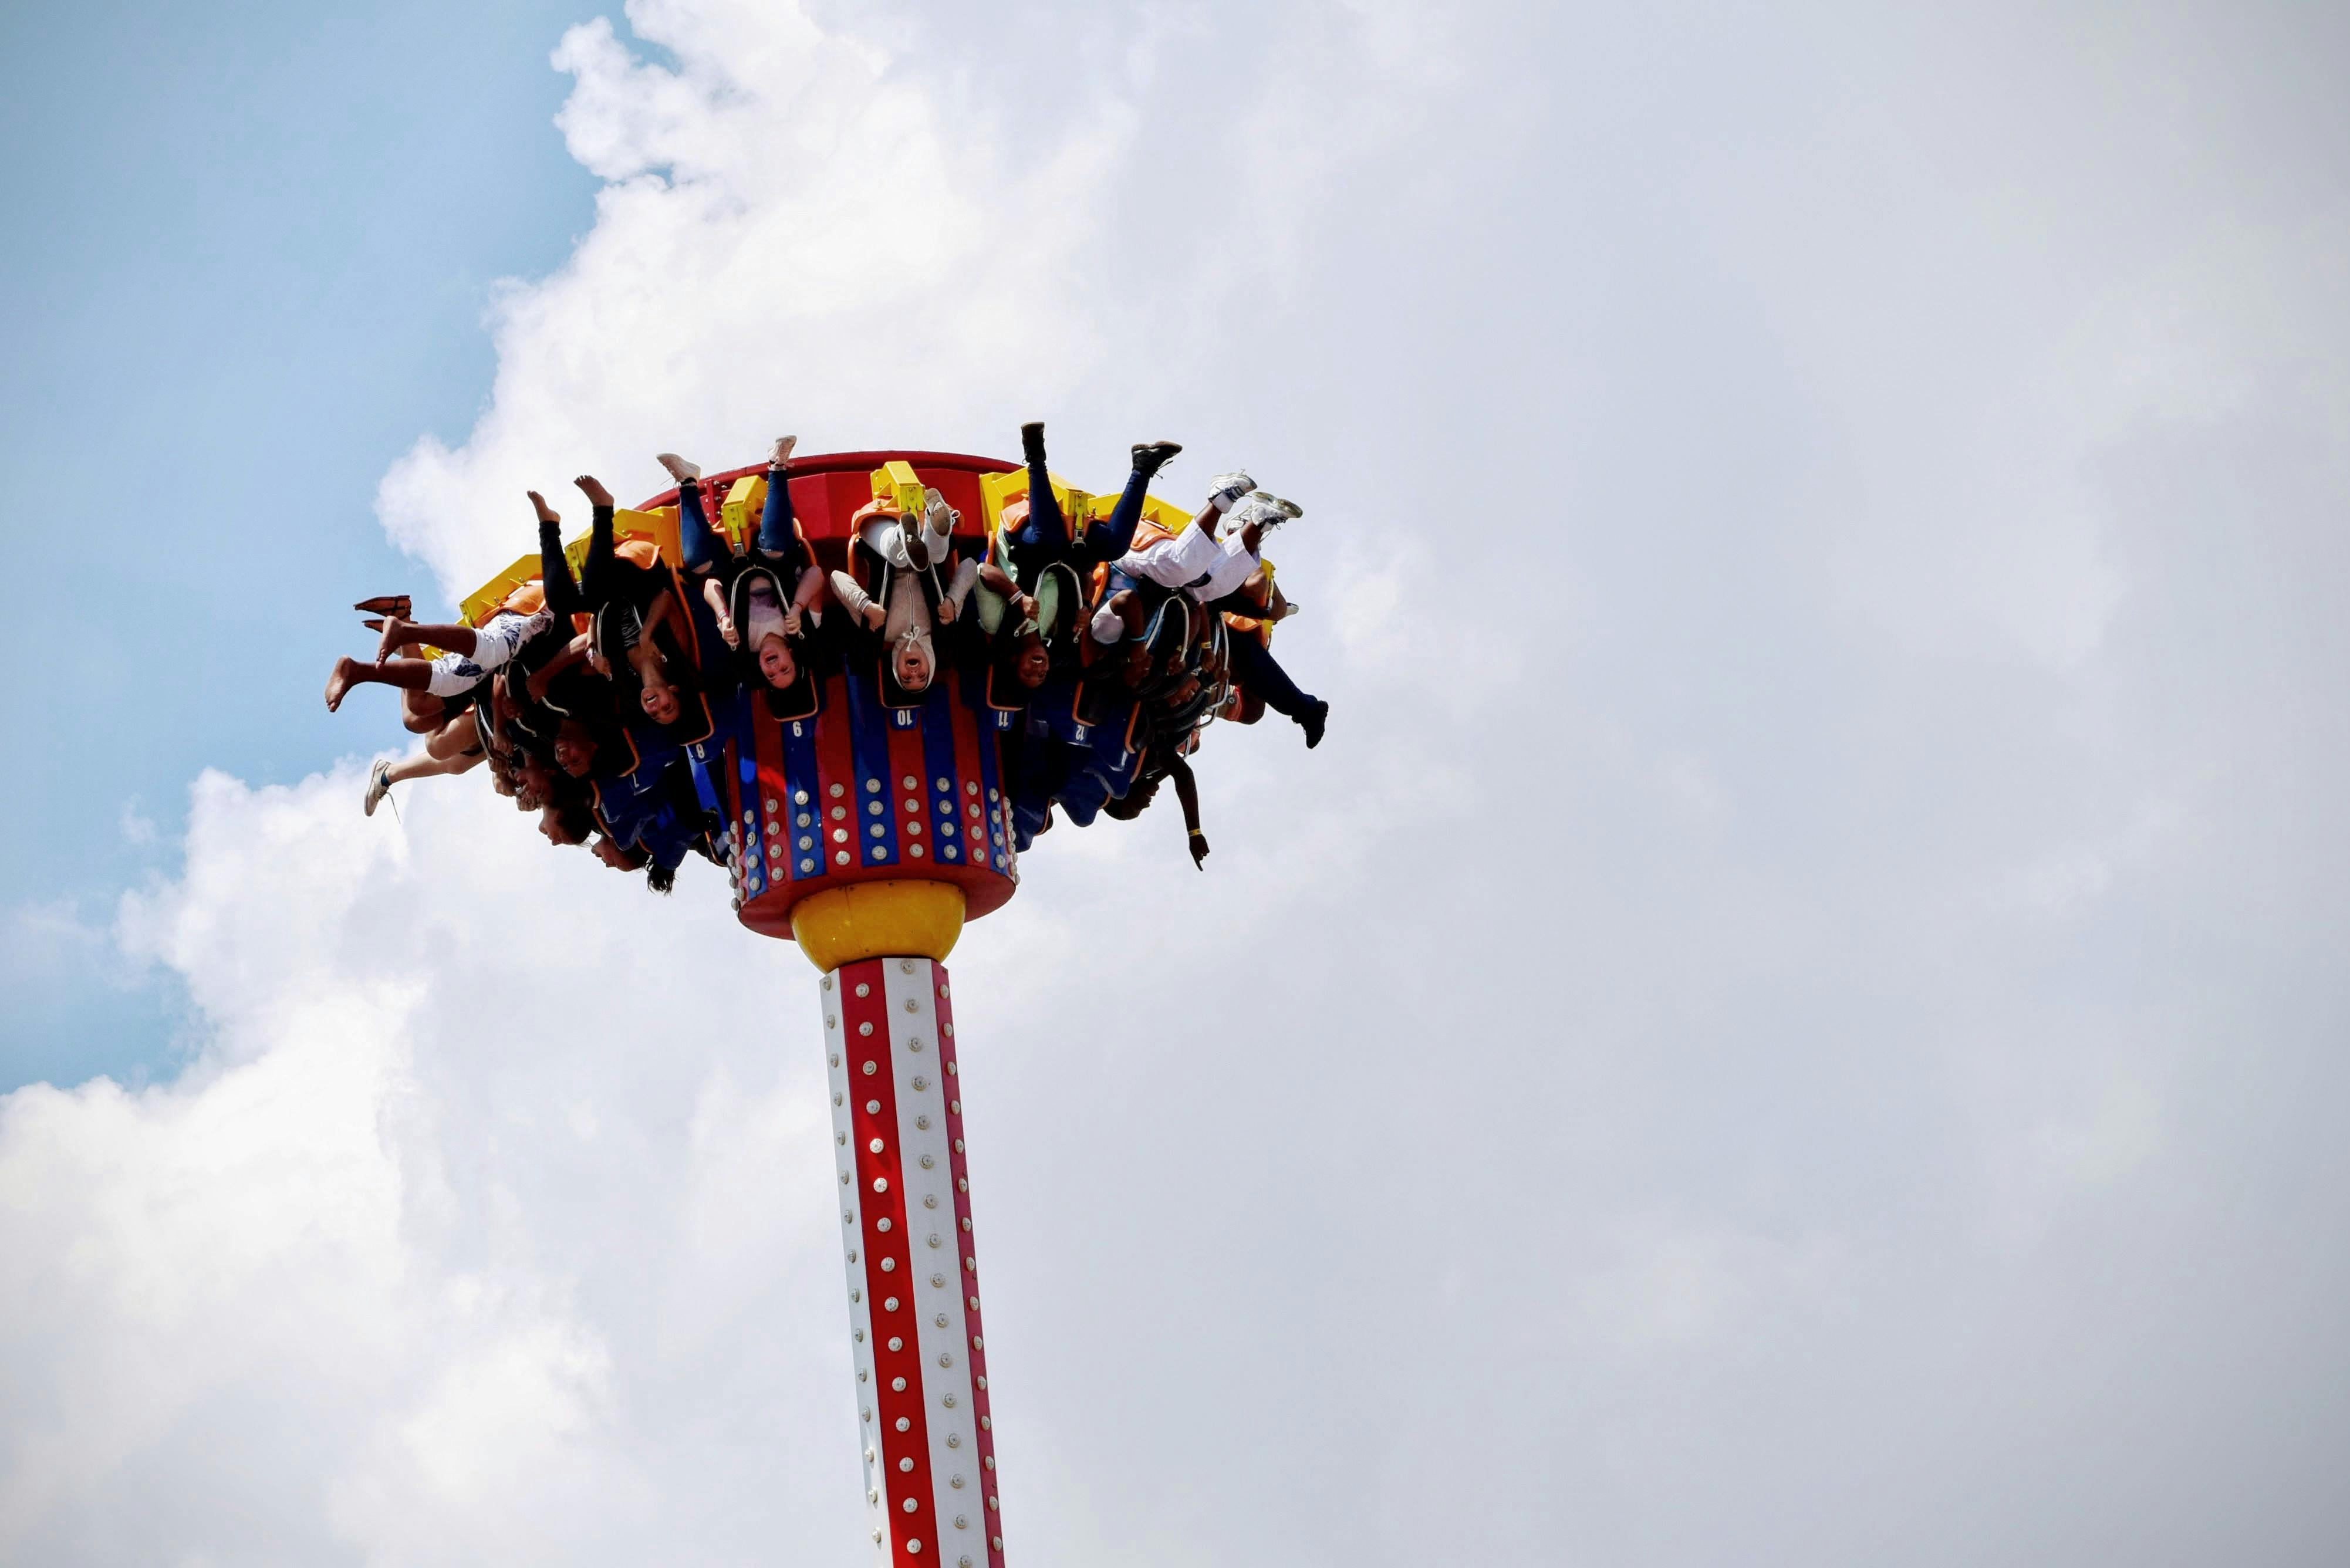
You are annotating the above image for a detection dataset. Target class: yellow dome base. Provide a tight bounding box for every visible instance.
[791,880,967,972]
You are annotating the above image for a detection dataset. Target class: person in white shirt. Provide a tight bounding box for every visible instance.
[1089,482,1298,648]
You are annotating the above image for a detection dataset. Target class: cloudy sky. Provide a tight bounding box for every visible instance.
[5,1,2348,1563]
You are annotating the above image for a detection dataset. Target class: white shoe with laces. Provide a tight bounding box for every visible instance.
[769,435,798,468]
[657,452,701,483]
[363,759,394,818]
[1207,472,1255,511]
[1223,492,1298,533]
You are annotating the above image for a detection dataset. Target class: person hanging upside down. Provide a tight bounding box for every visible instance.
[1096,487,1326,746]
[1082,469,1256,684]
[1098,484,1292,624]
[323,584,552,724]
[589,833,646,873]
[1001,421,1182,583]
[659,437,827,692]
[1101,748,1210,867]
[970,557,1056,690]
[537,791,596,848]
[828,487,978,694]
[548,477,699,727]
[1206,553,1328,749]
[363,708,487,816]
[967,421,1183,690]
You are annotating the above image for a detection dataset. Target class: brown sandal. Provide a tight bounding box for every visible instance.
[354,595,413,619]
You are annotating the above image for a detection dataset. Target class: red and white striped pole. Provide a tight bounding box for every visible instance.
[821,955,1005,1567]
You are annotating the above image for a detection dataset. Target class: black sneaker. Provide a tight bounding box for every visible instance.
[1301,699,1328,750]
[1020,421,1047,466]
[1130,440,1181,478]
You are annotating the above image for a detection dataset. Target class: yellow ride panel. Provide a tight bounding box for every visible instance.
[721,475,766,554]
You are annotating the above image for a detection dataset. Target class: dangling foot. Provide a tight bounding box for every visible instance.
[325,656,362,713]
[374,614,410,664]
[1223,492,1296,535]
[1207,471,1255,511]
[528,490,560,526]
[1236,494,1302,538]
[1019,421,1047,467]
[363,758,394,817]
[906,489,951,569]
[1130,440,1181,479]
[768,434,798,468]
[1299,698,1328,750]
[573,474,613,509]
[830,570,886,631]
[656,452,700,484]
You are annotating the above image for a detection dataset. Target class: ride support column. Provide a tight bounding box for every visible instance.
[822,955,1005,1567]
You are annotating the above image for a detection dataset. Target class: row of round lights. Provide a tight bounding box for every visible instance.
[919,969,1006,1563]
[826,965,1001,1564]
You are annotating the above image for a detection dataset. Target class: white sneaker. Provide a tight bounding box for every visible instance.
[363,759,393,818]
[1224,493,1284,532]
[1207,471,1254,511]
[829,569,880,627]
[769,435,798,468]
[657,452,701,483]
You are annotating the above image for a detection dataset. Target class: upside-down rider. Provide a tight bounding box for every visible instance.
[659,436,828,695]
[1095,488,1328,748]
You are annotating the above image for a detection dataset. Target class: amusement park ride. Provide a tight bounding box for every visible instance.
[453,448,1233,1565]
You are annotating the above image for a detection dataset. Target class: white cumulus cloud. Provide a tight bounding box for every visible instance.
[12,2,2350,1565]
[376,0,1144,600]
